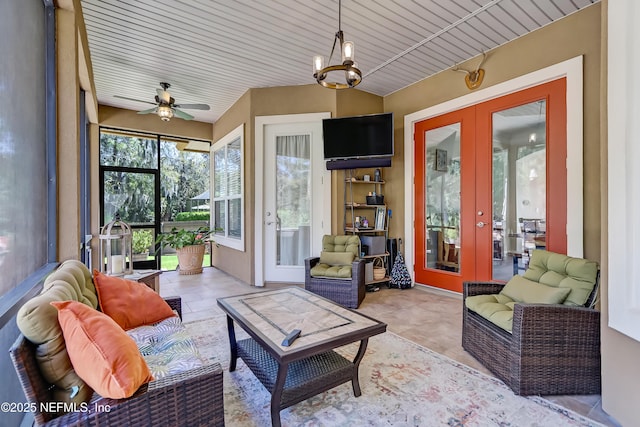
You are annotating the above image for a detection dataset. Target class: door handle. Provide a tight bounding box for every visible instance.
[476,221,486,228]
[266,221,274,225]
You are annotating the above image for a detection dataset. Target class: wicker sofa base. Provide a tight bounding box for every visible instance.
[236,338,357,409]
[10,334,225,426]
[462,284,601,396]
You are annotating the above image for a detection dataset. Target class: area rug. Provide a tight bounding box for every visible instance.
[185,317,603,427]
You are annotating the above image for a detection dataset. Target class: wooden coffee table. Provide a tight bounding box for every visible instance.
[217,287,386,427]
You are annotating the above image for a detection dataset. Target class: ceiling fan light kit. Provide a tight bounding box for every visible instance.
[114,82,211,122]
[312,0,362,89]
[157,105,174,121]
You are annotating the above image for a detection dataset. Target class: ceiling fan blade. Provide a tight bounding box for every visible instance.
[114,95,156,105]
[157,88,171,104]
[173,109,194,120]
[137,107,158,115]
[174,103,210,111]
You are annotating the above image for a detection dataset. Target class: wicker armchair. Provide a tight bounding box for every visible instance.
[305,235,366,309]
[10,296,225,426]
[462,251,601,396]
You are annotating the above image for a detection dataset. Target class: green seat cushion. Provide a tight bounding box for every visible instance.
[523,250,599,306]
[310,263,353,279]
[319,251,354,266]
[465,294,516,332]
[500,275,571,304]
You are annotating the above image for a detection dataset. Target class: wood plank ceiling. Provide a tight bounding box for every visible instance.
[81,0,599,124]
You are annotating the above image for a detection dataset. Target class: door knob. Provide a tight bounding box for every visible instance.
[476,221,486,228]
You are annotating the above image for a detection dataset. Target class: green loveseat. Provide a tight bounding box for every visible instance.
[462,250,600,395]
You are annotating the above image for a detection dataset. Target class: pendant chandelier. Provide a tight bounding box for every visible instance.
[312,0,362,89]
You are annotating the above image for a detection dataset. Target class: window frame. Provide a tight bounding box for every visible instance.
[211,124,245,251]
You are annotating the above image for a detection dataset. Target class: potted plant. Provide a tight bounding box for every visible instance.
[132,229,154,261]
[156,226,212,275]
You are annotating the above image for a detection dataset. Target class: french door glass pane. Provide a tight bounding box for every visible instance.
[425,124,461,272]
[492,100,546,281]
[275,135,311,266]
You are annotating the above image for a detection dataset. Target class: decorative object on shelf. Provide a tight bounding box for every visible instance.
[374,168,382,182]
[452,52,487,90]
[366,193,384,205]
[312,0,362,89]
[99,213,133,277]
[156,226,213,275]
[373,257,386,280]
[363,174,370,181]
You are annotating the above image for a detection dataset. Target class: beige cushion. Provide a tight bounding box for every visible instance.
[500,275,571,304]
[319,251,354,266]
[16,260,100,406]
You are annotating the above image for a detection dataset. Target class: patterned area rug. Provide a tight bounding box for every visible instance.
[185,317,603,427]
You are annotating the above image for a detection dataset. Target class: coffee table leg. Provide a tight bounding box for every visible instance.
[270,363,288,427]
[226,315,238,372]
[351,338,369,397]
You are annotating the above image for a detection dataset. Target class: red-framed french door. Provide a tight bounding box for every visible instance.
[414,78,567,293]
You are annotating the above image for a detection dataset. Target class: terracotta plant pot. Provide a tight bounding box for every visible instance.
[176,245,205,275]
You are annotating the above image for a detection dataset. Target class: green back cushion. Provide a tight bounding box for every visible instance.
[522,250,599,306]
[500,275,571,304]
[322,235,360,258]
[319,251,354,266]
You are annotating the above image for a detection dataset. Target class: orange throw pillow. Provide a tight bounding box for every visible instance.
[93,270,176,330]
[51,301,153,399]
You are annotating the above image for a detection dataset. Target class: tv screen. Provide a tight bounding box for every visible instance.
[323,113,394,160]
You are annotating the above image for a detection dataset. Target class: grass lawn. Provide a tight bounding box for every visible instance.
[160,254,210,271]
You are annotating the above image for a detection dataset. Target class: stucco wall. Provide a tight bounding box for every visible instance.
[99,105,212,141]
[384,3,602,263]
[209,91,253,284]
[209,85,384,284]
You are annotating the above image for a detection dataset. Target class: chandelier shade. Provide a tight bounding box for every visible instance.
[312,0,362,89]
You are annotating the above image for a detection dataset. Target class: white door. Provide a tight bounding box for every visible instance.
[257,114,330,284]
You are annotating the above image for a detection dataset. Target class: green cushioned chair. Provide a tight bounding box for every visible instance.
[304,235,366,308]
[462,250,601,396]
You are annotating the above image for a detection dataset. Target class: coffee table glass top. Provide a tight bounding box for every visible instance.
[217,287,382,351]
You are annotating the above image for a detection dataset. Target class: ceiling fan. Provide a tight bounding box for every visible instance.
[114,82,210,121]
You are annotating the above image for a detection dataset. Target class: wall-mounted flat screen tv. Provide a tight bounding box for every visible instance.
[323,112,394,160]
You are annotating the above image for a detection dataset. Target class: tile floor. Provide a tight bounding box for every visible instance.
[159,267,621,427]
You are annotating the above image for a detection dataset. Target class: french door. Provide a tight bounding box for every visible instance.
[414,78,567,292]
[262,119,329,283]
